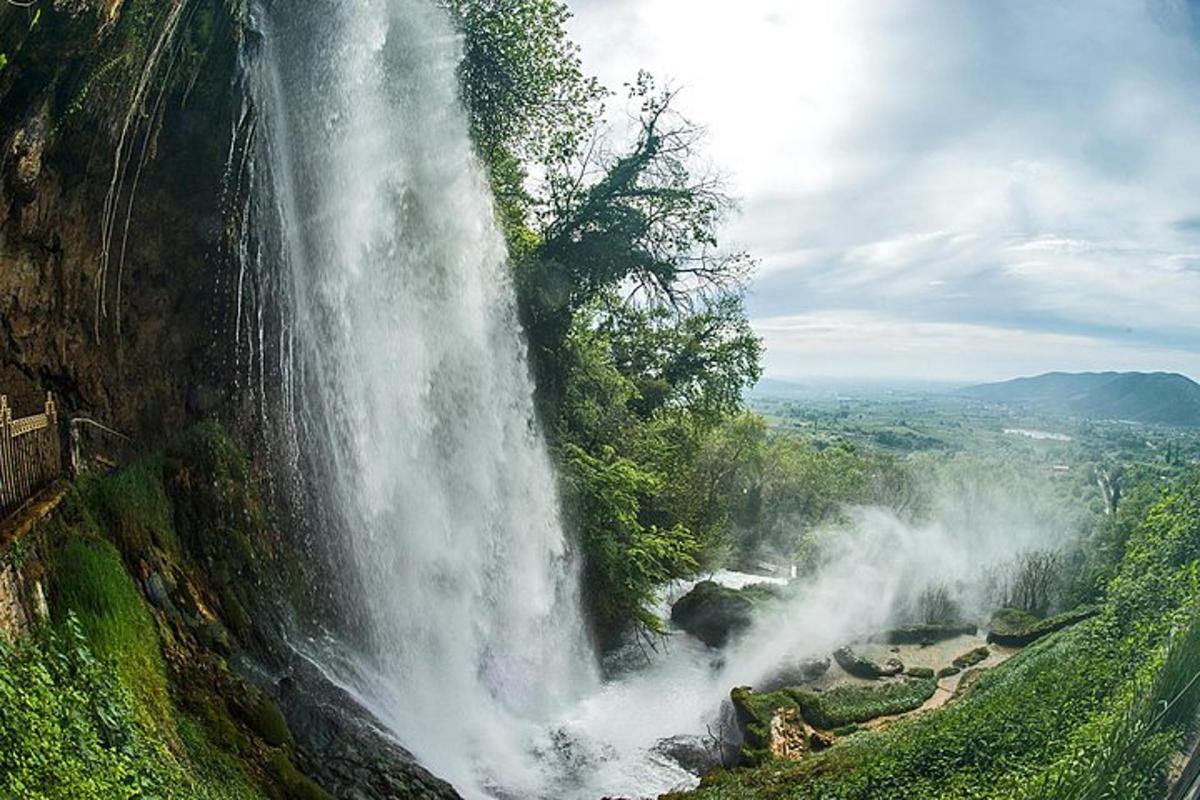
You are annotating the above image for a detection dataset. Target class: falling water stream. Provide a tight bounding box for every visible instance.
[249,0,600,795]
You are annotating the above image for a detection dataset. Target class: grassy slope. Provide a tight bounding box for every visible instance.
[0,423,331,800]
[672,471,1200,800]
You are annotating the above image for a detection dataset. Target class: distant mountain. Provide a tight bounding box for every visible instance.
[960,371,1200,427]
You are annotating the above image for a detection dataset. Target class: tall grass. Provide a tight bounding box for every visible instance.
[1022,608,1200,800]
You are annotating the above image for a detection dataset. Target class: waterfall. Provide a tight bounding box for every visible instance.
[246,1,597,795]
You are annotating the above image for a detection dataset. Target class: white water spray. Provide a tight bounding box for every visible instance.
[250,1,596,795]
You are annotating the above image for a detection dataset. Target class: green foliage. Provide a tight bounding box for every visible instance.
[731,686,800,763]
[562,443,698,634]
[440,0,604,217]
[78,454,177,560]
[878,623,977,645]
[267,752,335,800]
[669,579,781,647]
[787,678,938,730]
[986,605,1098,647]
[0,617,261,800]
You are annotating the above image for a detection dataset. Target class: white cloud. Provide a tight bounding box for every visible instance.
[567,0,1200,381]
[756,311,1200,383]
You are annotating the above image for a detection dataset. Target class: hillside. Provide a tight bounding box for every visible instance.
[961,372,1200,427]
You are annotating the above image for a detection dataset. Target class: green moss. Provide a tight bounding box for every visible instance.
[905,666,935,679]
[989,607,1040,634]
[987,606,1098,647]
[937,665,961,678]
[731,686,800,764]
[49,534,173,737]
[267,752,334,800]
[951,646,989,669]
[876,623,977,645]
[235,693,293,749]
[671,581,781,647]
[787,678,937,730]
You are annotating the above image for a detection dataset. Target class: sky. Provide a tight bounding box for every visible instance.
[566,0,1200,384]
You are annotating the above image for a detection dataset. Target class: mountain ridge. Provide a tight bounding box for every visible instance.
[961,371,1200,427]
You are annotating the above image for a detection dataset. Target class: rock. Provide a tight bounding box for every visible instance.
[952,646,989,669]
[262,658,462,800]
[652,735,723,776]
[670,580,780,648]
[880,657,905,677]
[768,706,809,761]
[809,730,834,751]
[833,646,888,679]
[4,108,49,204]
[759,656,831,691]
[872,622,979,645]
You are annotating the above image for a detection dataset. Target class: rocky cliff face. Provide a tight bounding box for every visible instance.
[0,0,246,441]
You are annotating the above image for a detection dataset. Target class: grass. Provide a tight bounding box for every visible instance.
[50,531,174,738]
[78,453,177,560]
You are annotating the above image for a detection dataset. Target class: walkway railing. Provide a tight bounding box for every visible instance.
[0,394,61,521]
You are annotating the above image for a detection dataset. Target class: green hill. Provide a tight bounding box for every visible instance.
[961,371,1200,427]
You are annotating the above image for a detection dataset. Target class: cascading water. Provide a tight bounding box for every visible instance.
[247,1,597,795]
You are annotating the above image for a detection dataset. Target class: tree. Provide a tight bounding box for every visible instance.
[517,75,753,405]
[439,0,605,237]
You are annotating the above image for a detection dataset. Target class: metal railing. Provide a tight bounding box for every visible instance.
[0,394,62,521]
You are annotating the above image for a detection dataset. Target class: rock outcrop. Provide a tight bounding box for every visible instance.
[1,0,249,443]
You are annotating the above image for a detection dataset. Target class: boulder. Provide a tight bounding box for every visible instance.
[833,646,897,679]
[671,580,779,648]
[873,622,978,646]
[652,735,724,776]
[759,656,831,691]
